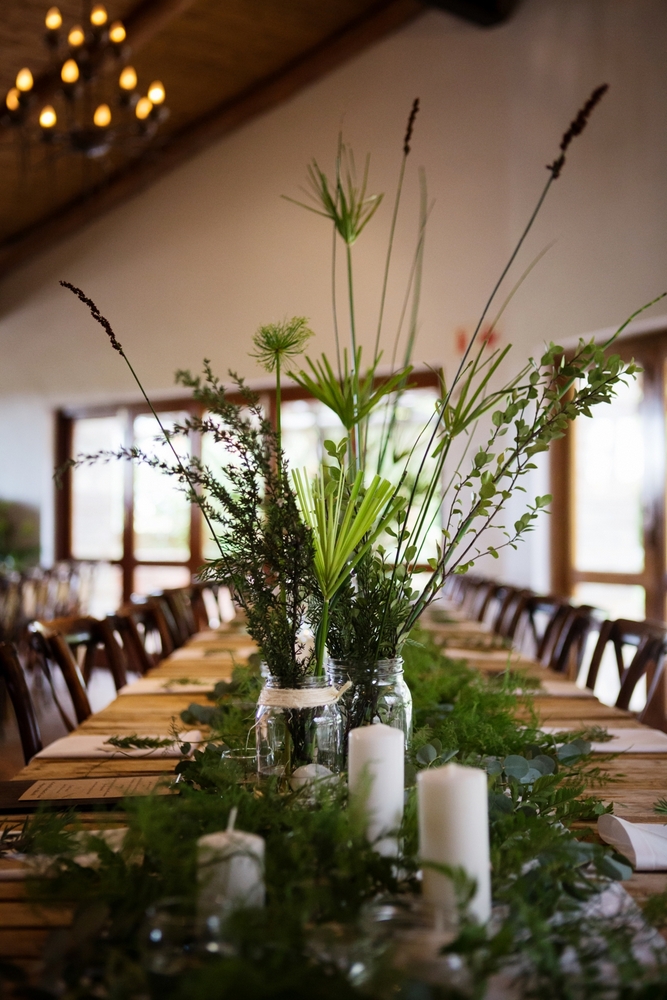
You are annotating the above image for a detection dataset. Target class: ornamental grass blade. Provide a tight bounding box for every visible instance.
[292,467,403,601]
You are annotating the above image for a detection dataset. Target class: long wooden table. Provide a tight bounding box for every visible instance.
[2,617,667,982]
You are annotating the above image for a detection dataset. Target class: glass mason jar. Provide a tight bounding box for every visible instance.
[255,675,344,779]
[326,657,413,752]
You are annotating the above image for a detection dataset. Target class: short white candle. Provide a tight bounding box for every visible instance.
[290,762,334,791]
[417,763,491,924]
[197,809,265,929]
[348,723,404,856]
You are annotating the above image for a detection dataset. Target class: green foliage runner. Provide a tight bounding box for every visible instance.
[5,633,667,1000]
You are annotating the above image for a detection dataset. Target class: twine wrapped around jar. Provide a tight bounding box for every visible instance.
[257,680,351,710]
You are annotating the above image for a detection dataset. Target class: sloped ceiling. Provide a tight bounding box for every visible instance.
[0,0,518,277]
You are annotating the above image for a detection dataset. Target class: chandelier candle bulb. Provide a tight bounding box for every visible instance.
[109,21,126,44]
[348,724,404,856]
[45,7,62,31]
[196,809,265,933]
[6,89,20,112]
[93,103,111,128]
[61,59,79,84]
[90,4,108,26]
[147,81,165,104]
[39,105,57,129]
[68,25,85,47]
[15,68,33,93]
[135,96,153,120]
[119,66,137,91]
[417,763,491,925]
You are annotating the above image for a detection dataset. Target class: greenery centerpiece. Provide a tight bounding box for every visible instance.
[62,84,651,769]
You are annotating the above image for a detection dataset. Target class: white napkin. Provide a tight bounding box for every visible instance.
[598,814,667,870]
[542,726,667,753]
[118,678,217,695]
[34,730,202,759]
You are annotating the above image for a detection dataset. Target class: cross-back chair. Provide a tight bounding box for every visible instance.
[0,641,42,763]
[27,621,91,727]
[584,618,667,717]
[33,615,127,690]
[543,604,597,677]
[161,589,197,645]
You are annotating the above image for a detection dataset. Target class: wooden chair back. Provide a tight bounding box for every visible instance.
[112,605,157,675]
[161,589,197,644]
[34,615,127,690]
[494,588,530,639]
[127,597,175,660]
[546,605,597,677]
[189,583,212,631]
[524,596,568,661]
[0,642,42,763]
[584,618,667,714]
[28,622,92,725]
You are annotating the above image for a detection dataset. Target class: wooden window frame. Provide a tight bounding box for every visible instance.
[55,370,442,603]
[550,330,667,622]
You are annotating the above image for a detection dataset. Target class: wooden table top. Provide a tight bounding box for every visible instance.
[2,619,667,977]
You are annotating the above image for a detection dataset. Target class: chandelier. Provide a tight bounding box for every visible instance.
[1,4,169,161]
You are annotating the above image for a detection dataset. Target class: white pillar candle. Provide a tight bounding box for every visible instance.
[197,809,265,930]
[417,763,491,924]
[348,724,404,856]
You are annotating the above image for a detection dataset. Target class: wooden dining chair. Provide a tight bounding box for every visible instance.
[28,622,92,726]
[584,619,667,715]
[524,596,570,662]
[494,588,532,642]
[189,583,213,631]
[0,641,43,762]
[127,596,175,661]
[161,589,197,645]
[544,605,597,677]
[112,607,153,676]
[33,615,127,691]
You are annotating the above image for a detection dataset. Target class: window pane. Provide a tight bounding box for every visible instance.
[133,564,191,596]
[85,563,123,618]
[573,582,645,622]
[573,376,644,573]
[71,416,124,560]
[281,399,345,477]
[133,413,191,562]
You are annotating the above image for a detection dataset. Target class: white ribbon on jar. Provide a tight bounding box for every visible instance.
[257,680,352,710]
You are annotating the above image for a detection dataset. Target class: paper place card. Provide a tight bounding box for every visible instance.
[34,730,203,759]
[542,726,667,753]
[598,814,667,870]
[19,775,171,801]
[118,678,217,695]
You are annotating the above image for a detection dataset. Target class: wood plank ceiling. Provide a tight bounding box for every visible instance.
[0,0,515,278]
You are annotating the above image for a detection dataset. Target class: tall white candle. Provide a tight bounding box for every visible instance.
[348,724,404,856]
[197,810,265,931]
[417,763,491,924]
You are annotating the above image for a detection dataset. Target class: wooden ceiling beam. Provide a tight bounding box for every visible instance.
[0,0,424,279]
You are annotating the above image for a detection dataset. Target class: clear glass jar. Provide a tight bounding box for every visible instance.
[326,657,413,751]
[255,675,344,779]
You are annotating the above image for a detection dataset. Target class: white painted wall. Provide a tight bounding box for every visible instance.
[1,0,666,585]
